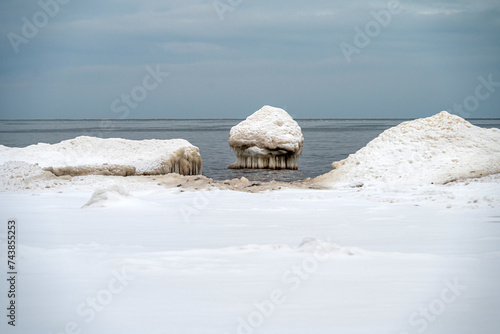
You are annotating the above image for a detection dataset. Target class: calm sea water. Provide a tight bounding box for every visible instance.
[1,119,499,182]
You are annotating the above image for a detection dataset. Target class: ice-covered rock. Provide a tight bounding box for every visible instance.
[228,105,304,169]
[0,136,203,176]
[315,111,500,186]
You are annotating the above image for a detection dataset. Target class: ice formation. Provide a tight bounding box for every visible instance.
[316,111,500,186]
[228,105,304,169]
[0,136,203,176]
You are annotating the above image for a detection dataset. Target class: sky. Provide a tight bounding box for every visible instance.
[0,0,499,119]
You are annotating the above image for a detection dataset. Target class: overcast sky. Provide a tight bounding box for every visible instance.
[0,0,499,119]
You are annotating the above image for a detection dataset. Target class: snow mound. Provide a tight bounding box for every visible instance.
[316,111,500,186]
[0,161,57,190]
[297,238,358,256]
[82,185,132,208]
[228,106,304,170]
[0,136,203,176]
[233,238,357,256]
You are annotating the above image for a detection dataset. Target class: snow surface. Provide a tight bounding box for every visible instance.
[229,106,304,169]
[0,176,499,334]
[0,136,203,176]
[316,111,500,187]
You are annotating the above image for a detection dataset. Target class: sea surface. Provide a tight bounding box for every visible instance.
[1,119,499,182]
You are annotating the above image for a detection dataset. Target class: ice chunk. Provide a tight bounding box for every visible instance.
[228,105,304,169]
[316,111,500,186]
[0,136,203,176]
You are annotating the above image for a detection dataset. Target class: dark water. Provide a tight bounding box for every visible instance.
[1,119,499,182]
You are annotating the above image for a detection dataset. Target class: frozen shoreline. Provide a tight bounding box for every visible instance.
[0,149,499,333]
[2,158,500,196]
[1,111,499,333]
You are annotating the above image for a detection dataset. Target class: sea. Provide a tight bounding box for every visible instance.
[1,119,499,182]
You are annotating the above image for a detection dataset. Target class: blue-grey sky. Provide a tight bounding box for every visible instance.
[0,0,499,119]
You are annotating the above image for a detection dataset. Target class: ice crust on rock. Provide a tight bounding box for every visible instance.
[228,106,304,170]
[316,111,500,186]
[0,136,203,176]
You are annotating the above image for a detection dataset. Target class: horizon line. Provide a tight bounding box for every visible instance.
[1,117,499,121]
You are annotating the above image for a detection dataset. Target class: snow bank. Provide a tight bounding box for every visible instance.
[0,136,203,176]
[316,111,500,187]
[228,106,304,170]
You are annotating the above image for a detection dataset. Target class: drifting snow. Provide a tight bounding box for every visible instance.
[228,106,304,170]
[82,185,132,208]
[316,111,500,187]
[0,136,203,176]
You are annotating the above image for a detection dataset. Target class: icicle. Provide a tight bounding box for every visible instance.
[159,147,203,176]
[228,147,300,170]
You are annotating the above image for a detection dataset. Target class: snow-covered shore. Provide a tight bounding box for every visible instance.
[0,175,499,333]
[1,111,499,333]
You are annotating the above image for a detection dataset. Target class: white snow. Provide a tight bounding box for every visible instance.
[316,111,500,187]
[229,106,304,169]
[0,136,203,176]
[82,185,132,208]
[0,176,499,334]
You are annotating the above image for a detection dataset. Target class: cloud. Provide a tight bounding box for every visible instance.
[0,0,499,119]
